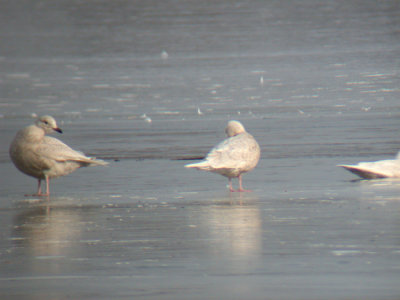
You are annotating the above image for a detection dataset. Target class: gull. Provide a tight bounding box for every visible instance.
[185,120,260,192]
[338,152,400,179]
[9,115,108,196]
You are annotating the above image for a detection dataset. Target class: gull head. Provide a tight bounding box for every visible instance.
[225,120,246,137]
[36,115,63,134]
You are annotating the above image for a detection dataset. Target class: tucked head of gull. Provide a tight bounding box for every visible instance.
[185,120,260,192]
[225,120,245,137]
[9,115,108,197]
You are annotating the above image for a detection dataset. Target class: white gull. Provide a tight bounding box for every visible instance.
[185,120,260,192]
[338,152,400,179]
[9,115,108,196]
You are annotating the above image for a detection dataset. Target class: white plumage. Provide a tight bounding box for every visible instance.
[185,120,260,192]
[338,152,400,179]
[9,115,107,196]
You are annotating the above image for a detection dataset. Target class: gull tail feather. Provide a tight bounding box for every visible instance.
[185,161,211,171]
[83,157,109,166]
[337,164,387,179]
[90,158,108,166]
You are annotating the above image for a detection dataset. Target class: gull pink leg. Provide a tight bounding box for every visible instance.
[26,179,42,196]
[32,176,50,197]
[27,179,47,197]
[237,174,252,192]
[37,179,42,195]
[228,178,235,192]
[44,175,50,196]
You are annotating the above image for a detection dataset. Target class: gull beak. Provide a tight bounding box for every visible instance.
[54,127,63,134]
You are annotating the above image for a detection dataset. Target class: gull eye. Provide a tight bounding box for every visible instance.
[43,121,49,125]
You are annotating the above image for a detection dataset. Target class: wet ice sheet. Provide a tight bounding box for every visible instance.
[1,154,400,299]
[1,188,400,300]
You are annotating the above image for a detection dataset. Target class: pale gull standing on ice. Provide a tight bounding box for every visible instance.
[9,115,108,196]
[185,120,260,192]
[338,152,400,179]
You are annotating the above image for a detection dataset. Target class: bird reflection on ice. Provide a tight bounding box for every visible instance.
[12,203,84,272]
[201,195,262,259]
[358,178,400,202]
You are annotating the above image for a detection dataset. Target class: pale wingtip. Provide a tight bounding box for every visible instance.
[337,164,388,179]
[337,164,352,168]
[90,158,109,166]
[185,161,209,169]
[184,163,197,168]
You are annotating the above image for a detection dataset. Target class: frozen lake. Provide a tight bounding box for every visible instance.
[1,0,400,299]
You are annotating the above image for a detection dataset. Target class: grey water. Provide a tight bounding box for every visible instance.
[1,0,400,299]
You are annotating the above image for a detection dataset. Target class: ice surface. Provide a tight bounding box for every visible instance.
[0,0,400,299]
